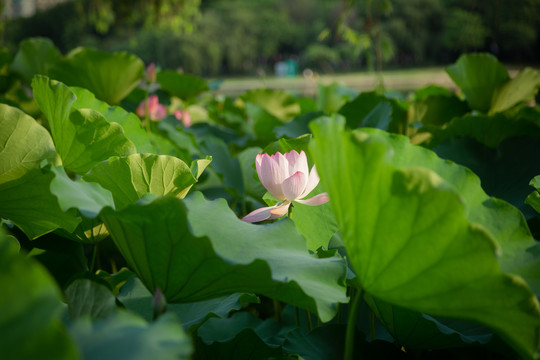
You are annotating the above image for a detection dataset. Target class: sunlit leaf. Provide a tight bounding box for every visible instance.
[0,103,57,184]
[70,87,156,153]
[84,154,202,209]
[446,53,509,113]
[32,76,136,174]
[490,68,540,114]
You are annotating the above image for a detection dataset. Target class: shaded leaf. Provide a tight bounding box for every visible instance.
[0,168,80,239]
[430,112,540,148]
[65,278,118,319]
[0,229,78,360]
[9,37,61,84]
[69,311,192,360]
[118,276,257,330]
[195,312,282,360]
[410,94,469,127]
[338,91,407,133]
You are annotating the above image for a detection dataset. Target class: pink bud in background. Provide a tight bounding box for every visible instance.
[174,109,192,127]
[137,95,166,121]
[146,62,157,83]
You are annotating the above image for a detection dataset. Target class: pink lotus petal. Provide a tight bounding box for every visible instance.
[269,202,291,218]
[282,171,307,201]
[299,165,321,199]
[286,150,309,180]
[255,153,264,182]
[259,154,286,200]
[153,104,167,121]
[241,206,274,222]
[273,152,289,178]
[295,192,329,206]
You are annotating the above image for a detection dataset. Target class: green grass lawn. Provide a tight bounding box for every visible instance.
[213,67,457,96]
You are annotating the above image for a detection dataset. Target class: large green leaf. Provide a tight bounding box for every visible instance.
[490,68,540,114]
[0,229,79,360]
[100,193,347,322]
[50,47,144,104]
[32,76,136,174]
[68,311,192,360]
[241,89,301,121]
[157,70,208,100]
[374,132,540,292]
[50,166,114,219]
[65,277,118,320]
[446,53,509,113]
[9,37,61,84]
[70,87,155,153]
[0,104,57,184]
[83,154,203,210]
[310,117,540,358]
[0,168,80,239]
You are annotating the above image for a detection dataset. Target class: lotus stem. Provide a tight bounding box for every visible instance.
[344,286,363,360]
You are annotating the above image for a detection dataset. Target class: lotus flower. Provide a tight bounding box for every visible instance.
[174,109,192,127]
[242,150,329,223]
[136,95,166,121]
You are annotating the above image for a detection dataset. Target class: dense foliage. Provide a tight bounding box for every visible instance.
[2,37,540,359]
[3,0,540,75]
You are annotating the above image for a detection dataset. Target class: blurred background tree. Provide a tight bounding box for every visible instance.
[1,0,539,76]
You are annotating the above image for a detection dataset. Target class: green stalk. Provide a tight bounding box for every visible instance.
[344,286,363,360]
[306,310,313,332]
[273,299,282,324]
[90,243,98,273]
